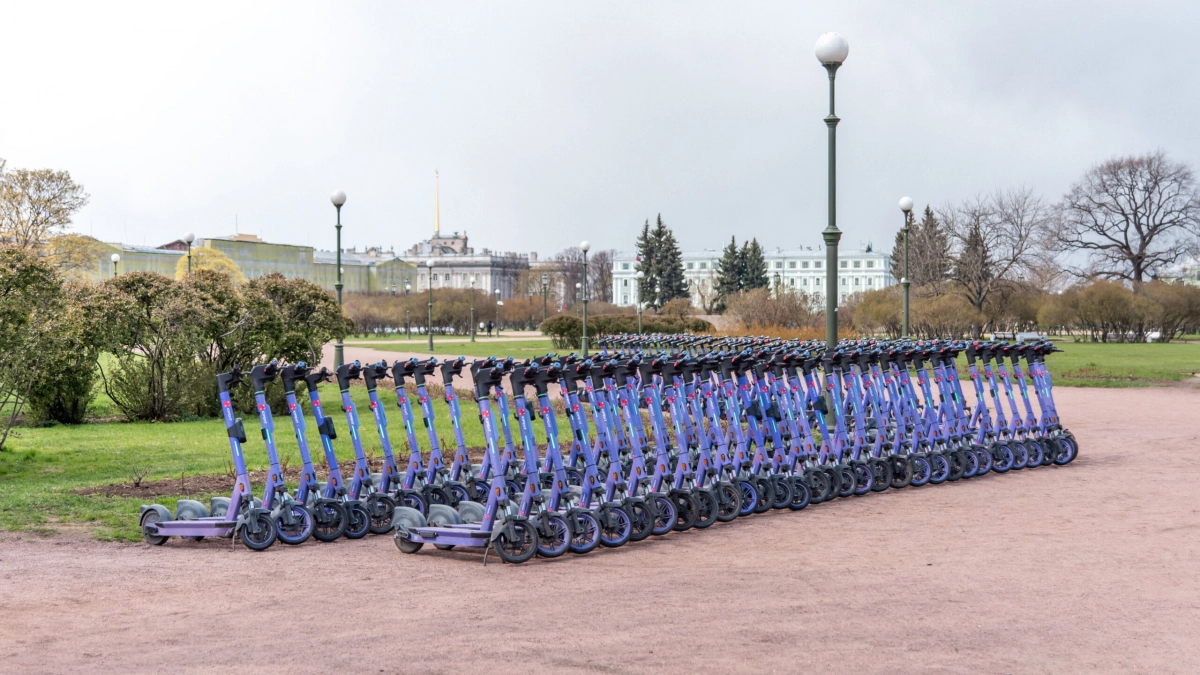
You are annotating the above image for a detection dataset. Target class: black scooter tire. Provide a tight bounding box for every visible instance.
[869,458,892,492]
[344,503,371,539]
[753,477,773,513]
[312,501,349,542]
[771,476,793,509]
[890,456,913,488]
[787,476,811,511]
[671,492,699,531]
[691,490,718,529]
[238,512,277,551]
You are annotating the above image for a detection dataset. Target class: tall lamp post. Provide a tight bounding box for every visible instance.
[816,32,848,351]
[494,289,501,336]
[635,270,645,334]
[470,278,477,342]
[426,259,435,352]
[404,281,411,339]
[580,241,590,357]
[330,190,347,368]
[184,233,195,274]
[899,196,914,338]
[541,273,549,324]
[110,253,120,278]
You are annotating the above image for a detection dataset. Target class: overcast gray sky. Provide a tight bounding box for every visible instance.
[1,1,1196,258]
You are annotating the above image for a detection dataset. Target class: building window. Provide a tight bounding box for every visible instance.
[841,278,847,286]
[854,277,860,286]
[622,294,629,303]
[802,278,808,286]
[622,279,629,287]
[814,261,822,269]
[853,260,861,268]
[801,261,809,269]
[622,263,630,270]
[788,261,796,269]
[687,262,694,269]
[699,262,707,269]
[788,278,795,287]
[866,260,875,268]
[867,277,874,286]
[841,261,848,268]
[774,261,783,269]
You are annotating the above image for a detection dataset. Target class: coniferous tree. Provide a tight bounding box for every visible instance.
[634,219,657,306]
[890,205,951,291]
[713,236,742,313]
[740,238,770,290]
[649,214,689,309]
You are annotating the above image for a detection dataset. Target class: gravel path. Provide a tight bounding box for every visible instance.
[1,385,1197,674]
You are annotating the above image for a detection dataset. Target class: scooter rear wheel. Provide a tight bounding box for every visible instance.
[139,509,168,546]
[312,501,349,542]
[238,513,277,551]
[494,521,538,563]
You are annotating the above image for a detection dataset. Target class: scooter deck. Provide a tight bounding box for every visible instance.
[408,527,491,547]
[148,520,236,537]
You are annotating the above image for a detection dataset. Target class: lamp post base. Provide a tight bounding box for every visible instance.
[334,342,344,369]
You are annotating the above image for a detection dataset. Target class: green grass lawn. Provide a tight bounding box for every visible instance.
[357,338,561,359]
[0,383,571,542]
[954,341,1200,388]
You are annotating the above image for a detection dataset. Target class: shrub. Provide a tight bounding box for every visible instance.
[539,314,712,349]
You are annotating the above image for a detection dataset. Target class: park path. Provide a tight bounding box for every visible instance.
[2,385,1199,673]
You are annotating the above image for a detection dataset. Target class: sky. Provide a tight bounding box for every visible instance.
[1,1,1197,259]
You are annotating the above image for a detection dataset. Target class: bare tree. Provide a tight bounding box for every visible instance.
[586,249,615,303]
[0,161,91,258]
[1056,151,1200,282]
[942,188,1051,327]
[554,247,584,305]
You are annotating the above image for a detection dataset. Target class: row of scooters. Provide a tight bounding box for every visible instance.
[141,335,1077,562]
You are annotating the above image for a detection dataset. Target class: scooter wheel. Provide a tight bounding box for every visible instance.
[889,456,913,489]
[869,458,892,492]
[715,483,741,522]
[312,501,349,542]
[448,484,470,506]
[909,455,932,486]
[427,504,462,550]
[392,506,426,554]
[960,448,979,478]
[928,453,950,484]
[991,444,1014,473]
[805,469,831,503]
[671,493,698,531]
[650,495,677,536]
[737,481,758,517]
[428,485,452,506]
[367,494,397,535]
[493,521,539,564]
[752,477,772,513]
[836,465,857,497]
[536,514,571,558]
[1026,440,1046,467]
[344,504,371,540]
[569,511,602,554]
[238,512,277,551]
[1054,433,1078,465]
[401,492,426,515]
[692,490,719,529]
[599,505,632,548]
[851,462,873,495]
[139,508,169,546]
[1011,442,1029,469]
[456,500,486,524]
[771,477,794,509]
[627,501,654,542]
[276,504,314,545]
[947,450,965,481]
[787,476,810,511]
[973,445,993,475]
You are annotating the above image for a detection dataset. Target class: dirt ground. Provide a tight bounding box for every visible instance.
[2,384,1198,674]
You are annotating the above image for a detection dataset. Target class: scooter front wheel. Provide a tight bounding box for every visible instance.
[569,511,601,554]
[991,444,1014,473]
[276,504,314,545]
[851,462,873,495]
[909,454,932,486]
[869,458,892,492]
[494,521,539,563]
[670,492,697,531]
[344,504,371,540]
[599,505,632,548]
[787,476,810,511]
[367,494,397,535]
[973,445,993,475]
[1026,440,1046,467]
[737,481,759,516]
[238,513,277,551]
[650,495,677,536]
[312,501,349,542]
[928,453,950,484]
[692,489,719,529]
[715,483,740,522]
[536,514,571,558]
[889,456,912,489]
[771,476,793,509]
[1053,433,1078,465]
[627,501,654,542]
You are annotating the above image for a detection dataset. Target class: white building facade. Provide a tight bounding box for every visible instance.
[611,244,895,308]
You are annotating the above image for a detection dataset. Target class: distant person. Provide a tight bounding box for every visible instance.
[486,320,493,337]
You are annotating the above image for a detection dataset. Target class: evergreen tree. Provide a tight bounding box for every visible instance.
[889,205,951,289]
[634,219,657,306]
[713,236,742,313]
[740,238,769,290]
[649,214,689,308]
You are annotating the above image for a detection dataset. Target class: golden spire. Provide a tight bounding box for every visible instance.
[434,169,440,236]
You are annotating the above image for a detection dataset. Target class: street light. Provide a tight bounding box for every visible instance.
[404,281,411,340]
[426,259,435,352]
[494,288,501,336]
[541,273,549,324]
[110,253,120,278]
[899,196,914,338]
[635,270,645,334]
[184,232,195,274]
[330,190,347,368]
[469,278,476,342]
[816,32,848,351]
[580,240,590,358]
